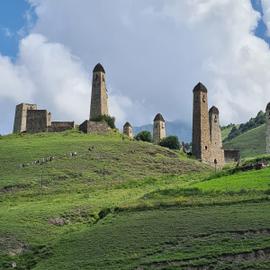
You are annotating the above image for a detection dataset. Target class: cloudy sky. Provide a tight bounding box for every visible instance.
[1,0,270,134]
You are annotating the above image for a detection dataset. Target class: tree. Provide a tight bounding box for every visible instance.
[135,131,152,142]
[159,136,180,150]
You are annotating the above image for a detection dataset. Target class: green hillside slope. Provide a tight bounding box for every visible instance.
[1,131,270,270]
[224,124,266,158]
[221,125,234,140]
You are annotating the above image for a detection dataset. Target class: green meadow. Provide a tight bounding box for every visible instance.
[1,131,270,269]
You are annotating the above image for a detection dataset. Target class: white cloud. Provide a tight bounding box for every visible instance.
[0,33,131,133]
[1,0,270,134]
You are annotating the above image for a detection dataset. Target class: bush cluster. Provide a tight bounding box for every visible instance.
[159,136,180,150]
[91,115,116,129]
[135,131,152,142]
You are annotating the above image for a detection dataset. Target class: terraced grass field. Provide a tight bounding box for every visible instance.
[1,131,270,269]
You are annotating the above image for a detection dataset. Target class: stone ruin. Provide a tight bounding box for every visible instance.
[13,103,74,134]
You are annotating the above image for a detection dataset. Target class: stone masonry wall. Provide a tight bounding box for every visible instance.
[26,110,51,133]
[224,149,240,163]
[13,103,37,133]
[209,108,225,168]
[49,121,75,132]
[192,88,211,162]
[79,120,110,134]
[90,71,108,120]
[153,120,166,144]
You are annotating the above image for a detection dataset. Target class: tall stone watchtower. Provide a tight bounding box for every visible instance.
[13,103,37,133]
[153,113,166,144]
[90,63,108,120]
[266,103,270,154]
[192,82,211,162]
[209,106,224,167]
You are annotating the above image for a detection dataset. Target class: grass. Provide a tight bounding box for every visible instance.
[224,124,266,158]
[1,131,270,269]
[221,125,235,140]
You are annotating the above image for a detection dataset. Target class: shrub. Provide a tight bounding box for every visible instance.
[160,136,180,150]
[135,131,152,142]
[91,115,116,129]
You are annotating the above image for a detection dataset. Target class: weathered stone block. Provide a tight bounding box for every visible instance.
[79,120,111,134]
[49,121,75,132]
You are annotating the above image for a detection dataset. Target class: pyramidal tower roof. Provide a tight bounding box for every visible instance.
[124,122,132,127]
[193,82,207,93]
[93,63,105,73]
[209,106,219,114]
[154,113,165,122]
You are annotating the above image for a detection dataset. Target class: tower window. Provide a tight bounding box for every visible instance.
[205,146,208,150]
[94,74,99,81]
[202,95,206,103]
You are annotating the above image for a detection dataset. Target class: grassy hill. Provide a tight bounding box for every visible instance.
[1,131,270,269]
[221,125,235,140]
[223,124,266,158]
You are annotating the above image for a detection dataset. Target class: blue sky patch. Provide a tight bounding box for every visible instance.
[251,0,270,45]
[0,0,36,60]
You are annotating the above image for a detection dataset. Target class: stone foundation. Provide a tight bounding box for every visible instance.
[79,120,111,134]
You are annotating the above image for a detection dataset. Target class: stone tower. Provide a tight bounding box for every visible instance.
[209,106,225,167]
[192,82,211,162]
[26,110,51,133]
[13,103,37,133]
[123,122,133,138]
[90,63,108,120]
[266,103,270,154]
[153,113,166,144]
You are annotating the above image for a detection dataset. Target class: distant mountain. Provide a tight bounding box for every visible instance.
[134,120,192,143]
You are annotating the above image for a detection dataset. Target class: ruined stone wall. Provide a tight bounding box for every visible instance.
[192,85,211,162]
[79,120,110,134]
[209,108,225,168]
[49,121,75,132]
[153,120,166,144]
[90,71,108,120]
[266,104,270,154]
[224,149,240,163]
[13,103,37,133]
[26,110,51,133]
